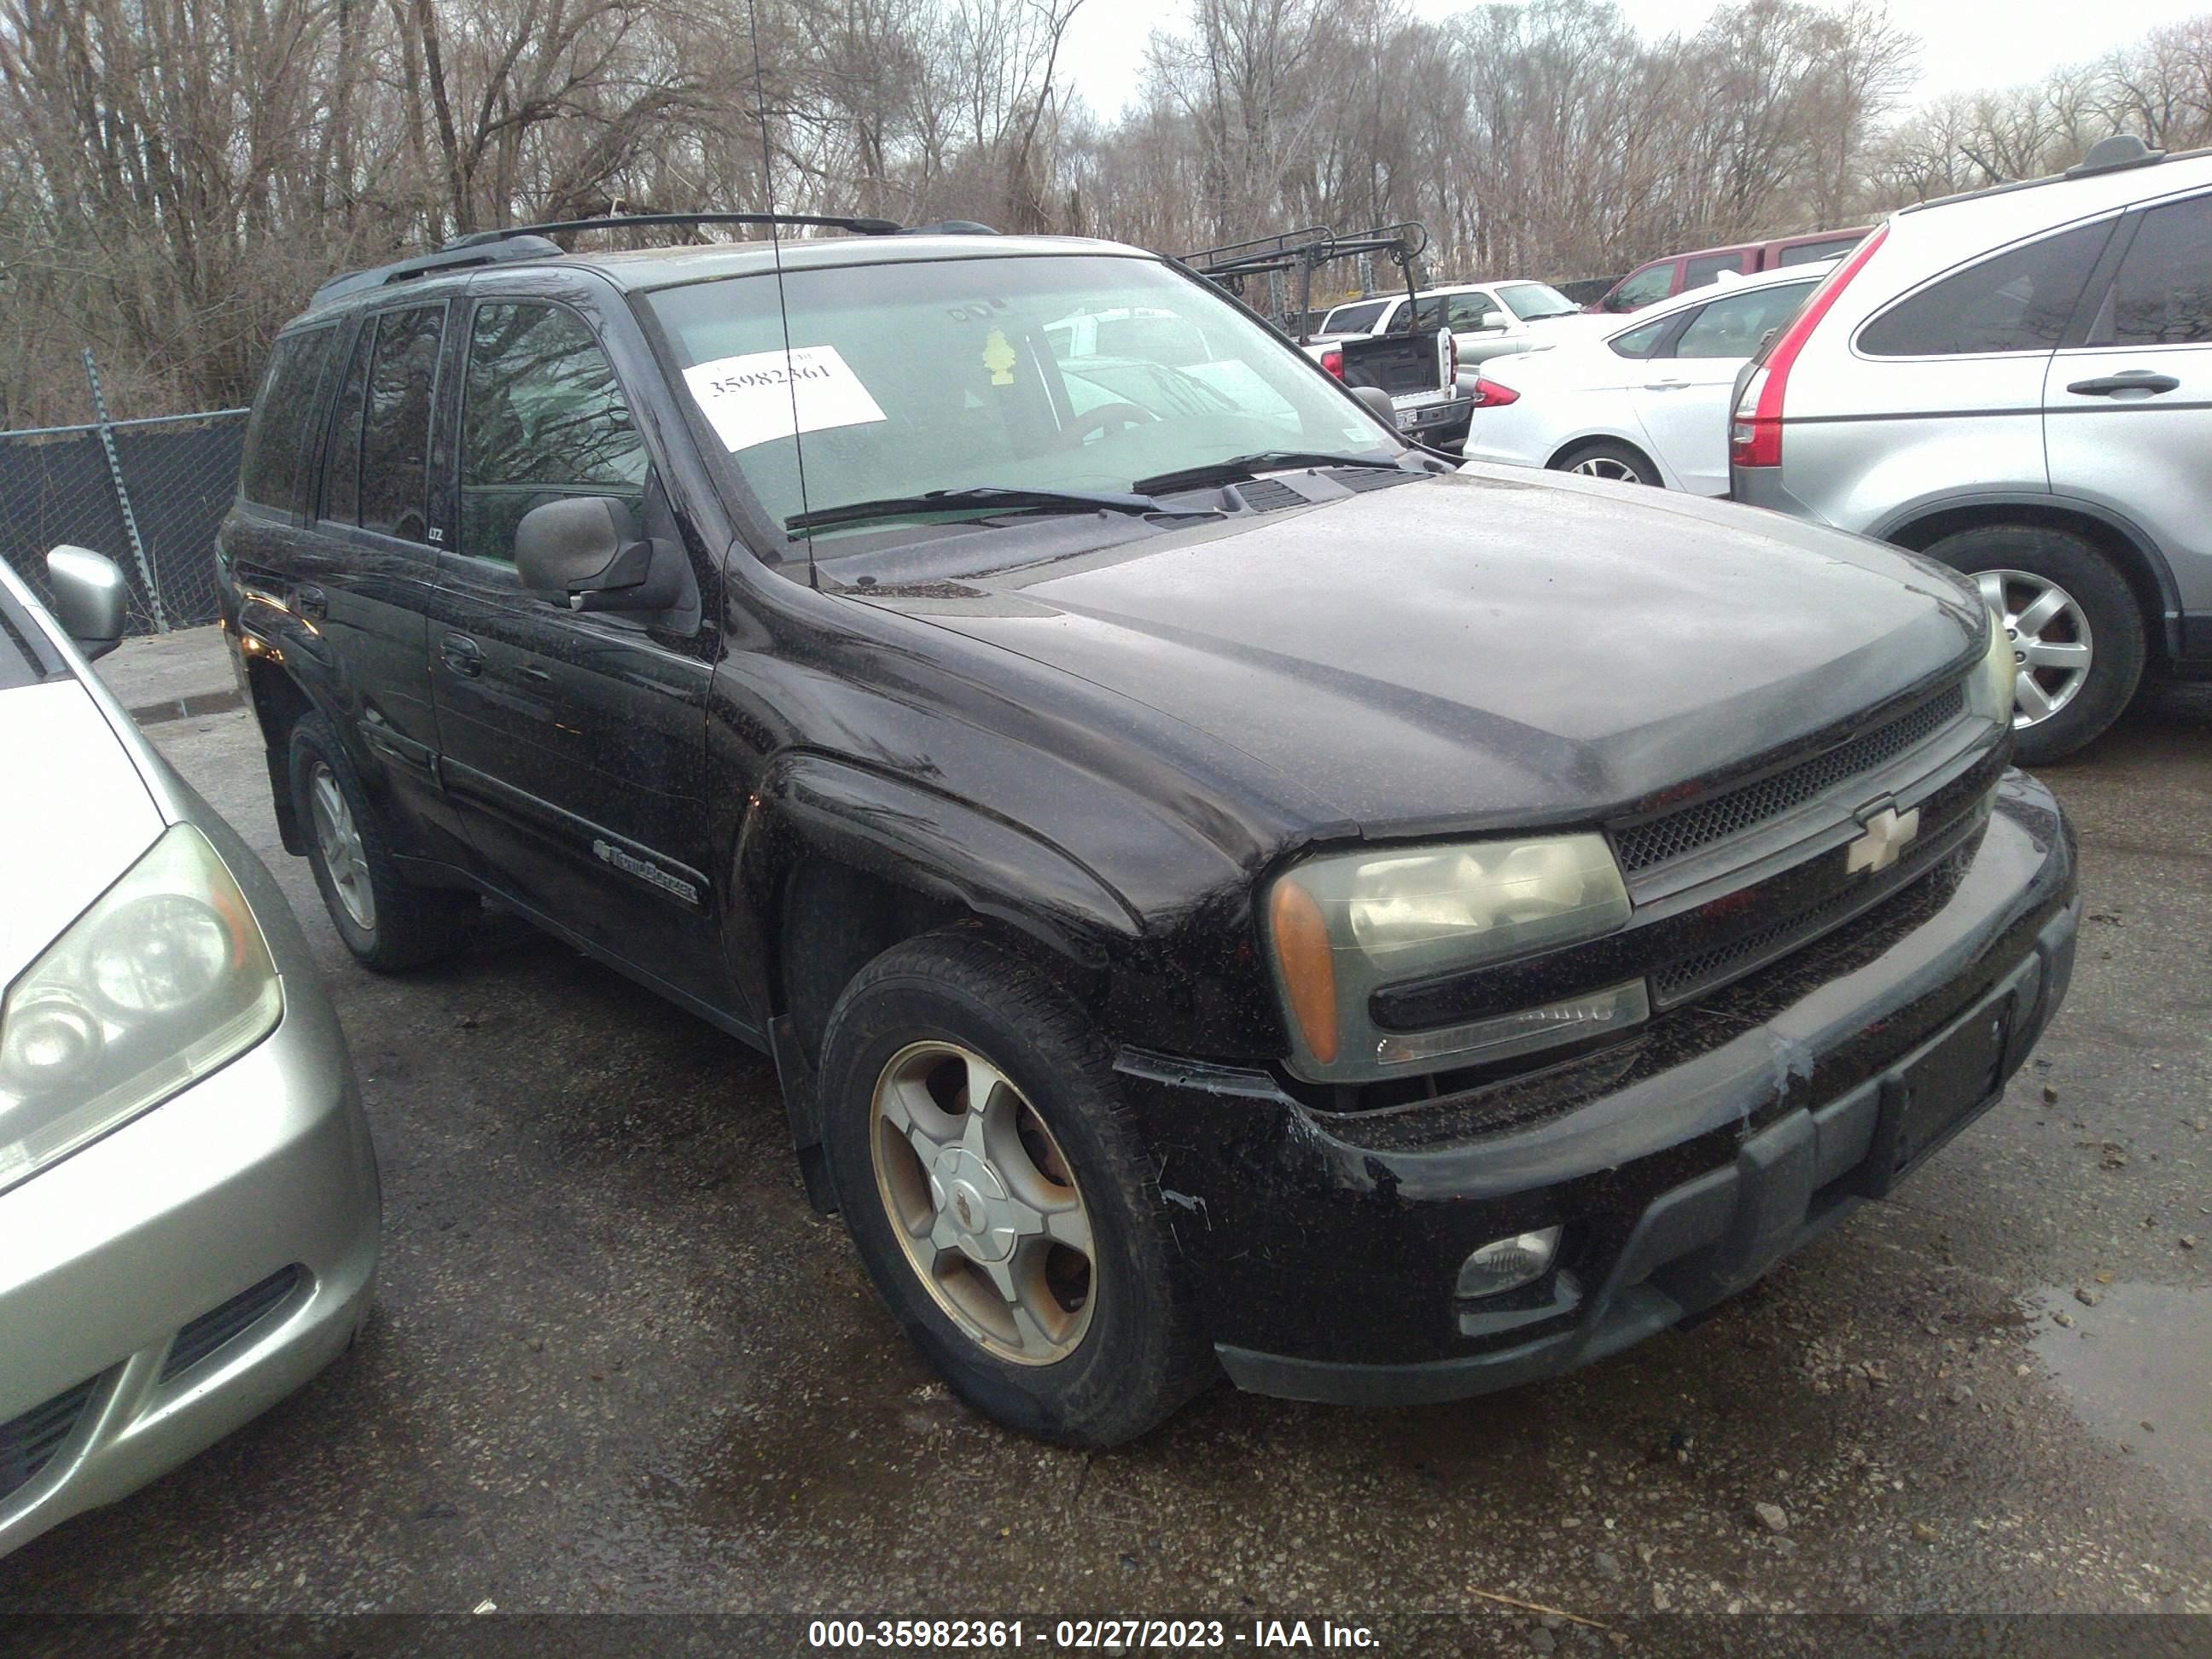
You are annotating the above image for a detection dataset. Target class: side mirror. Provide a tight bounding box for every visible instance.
[44,545,127,660]
[1349,384,1399,427]
[515,497,684,614]
[1481,311,1511,331]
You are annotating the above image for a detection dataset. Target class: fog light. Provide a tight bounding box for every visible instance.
[1457,1226,1561,1298]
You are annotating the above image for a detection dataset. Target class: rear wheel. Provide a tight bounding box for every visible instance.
[288,713,477,969]
[1924,524,2145,764]
[1551,439,1662,486]
[818,929,1212,1446]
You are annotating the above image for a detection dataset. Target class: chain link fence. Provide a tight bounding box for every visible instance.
[0,407,248,636]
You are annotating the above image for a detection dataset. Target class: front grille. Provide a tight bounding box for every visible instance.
[160,1265,306,1382]
[1615,686,1965,876]
[0,1377,99,1503]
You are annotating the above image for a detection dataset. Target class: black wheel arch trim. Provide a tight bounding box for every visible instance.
[1872,489,2185,661]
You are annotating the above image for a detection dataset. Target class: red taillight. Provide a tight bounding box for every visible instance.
[1731,223,1888,469]
[1320,347,1344,380]
[1447,331,1459,381]
[1470,376,1518,408]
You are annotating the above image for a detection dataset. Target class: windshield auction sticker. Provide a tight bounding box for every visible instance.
[683,346,888,452]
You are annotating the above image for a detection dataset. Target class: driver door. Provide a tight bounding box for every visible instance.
[428,295,724,995]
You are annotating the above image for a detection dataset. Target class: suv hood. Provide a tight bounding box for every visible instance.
[0,678,165,982]
[868,469,1984,835]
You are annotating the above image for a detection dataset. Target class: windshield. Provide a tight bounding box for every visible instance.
[1495,282,1582,322]
[648,253,1401,544]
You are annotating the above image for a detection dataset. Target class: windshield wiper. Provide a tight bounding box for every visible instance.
[787,484,1200,534]
[1130,451,1404,496]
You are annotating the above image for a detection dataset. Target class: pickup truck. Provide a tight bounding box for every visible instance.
[1316,280,1598,365]
[1181,224,1474,449]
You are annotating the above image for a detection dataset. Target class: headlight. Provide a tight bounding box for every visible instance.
[0,824,282,1194]
[1265,833,1636,1082]
[1966,604,2017,730]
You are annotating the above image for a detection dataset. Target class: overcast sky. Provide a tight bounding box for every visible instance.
[1057,0,2212,120]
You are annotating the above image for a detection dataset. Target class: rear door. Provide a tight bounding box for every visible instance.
[1630,280,1819,494]
[2043,191,2212,628]
[289,301,472,864]
[428,291,724,995]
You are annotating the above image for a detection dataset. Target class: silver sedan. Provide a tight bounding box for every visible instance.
[0,548,379,1558]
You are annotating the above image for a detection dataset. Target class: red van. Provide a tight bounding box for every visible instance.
[1587,227,1872,313]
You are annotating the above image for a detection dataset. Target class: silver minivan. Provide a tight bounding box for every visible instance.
[1732,136,2212,761]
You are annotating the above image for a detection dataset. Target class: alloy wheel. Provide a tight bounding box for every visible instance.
[870,1040,1095,1365]
[1976,568,2093,729]
[1569,455,1644,483]
[307,762,376,931]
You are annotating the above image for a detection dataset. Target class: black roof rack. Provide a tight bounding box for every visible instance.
[309,234,567,308]
[441,211,902,250]
[1898,134,2205,215]
[309,209,960,312]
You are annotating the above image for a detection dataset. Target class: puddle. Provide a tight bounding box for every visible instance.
[2027,1281,2212,1497]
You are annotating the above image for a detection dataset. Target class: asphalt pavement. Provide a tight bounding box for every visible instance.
[3,628,2208,1646]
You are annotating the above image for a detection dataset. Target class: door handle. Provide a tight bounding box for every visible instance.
[1643,379,1690,390]
[292,584,327,621]
[2065,370,2180,397]
[517,665,554,688]
[439,632,485,678]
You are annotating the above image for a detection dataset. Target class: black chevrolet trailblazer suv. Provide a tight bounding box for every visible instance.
[219,214,2081,1446]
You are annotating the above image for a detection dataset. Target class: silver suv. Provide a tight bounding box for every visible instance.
[1732,136,2212,761]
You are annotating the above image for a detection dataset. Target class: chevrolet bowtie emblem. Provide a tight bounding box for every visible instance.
[1846,805,1920,876]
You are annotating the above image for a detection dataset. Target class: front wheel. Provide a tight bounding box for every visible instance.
[1924,524,2145,764]
[818,929,1213,1446]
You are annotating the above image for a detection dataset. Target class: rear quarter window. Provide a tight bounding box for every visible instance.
[238,328,338,510]
[1859,221,2112,357]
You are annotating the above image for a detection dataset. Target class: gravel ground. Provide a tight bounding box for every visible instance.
[3,672,2207,1650]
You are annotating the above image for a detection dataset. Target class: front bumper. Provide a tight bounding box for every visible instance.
[0,967,380,1557]
[1116,773,2076,1406]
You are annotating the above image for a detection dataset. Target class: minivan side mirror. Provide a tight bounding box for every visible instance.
[1481,311,1510,331]
[44,545,127,660]
[515,497,684,614]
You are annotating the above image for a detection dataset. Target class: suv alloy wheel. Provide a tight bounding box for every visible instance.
[818,929,1212,1447]
[1927,525,2146,763]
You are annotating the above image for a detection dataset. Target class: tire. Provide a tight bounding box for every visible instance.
[1551,439,1662,487]
[287,712,477,970]
[818,928,1213,1447]
[1923,524,2146,765]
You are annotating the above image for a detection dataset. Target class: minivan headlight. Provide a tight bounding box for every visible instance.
[0,824,282,1194]
[1265,834,1636,1082]
[1966,605,2017,731]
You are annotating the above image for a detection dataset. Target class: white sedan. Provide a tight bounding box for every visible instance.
[1458,264,1831,494]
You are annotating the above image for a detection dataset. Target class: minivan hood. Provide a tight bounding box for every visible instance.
[877,469,1982,835]
[0,678,164,982]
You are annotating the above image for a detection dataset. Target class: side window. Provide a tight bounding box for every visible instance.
[1322,300,1387,334]
[1860,221,2111,357]
[358,305,445,541]
[322,323,373,525]
[239,329,336,510]
[1672,283,1816,359]
[1607,263,1674,311]
[460,302,647,565]
[1410,296,1447,330]
[2104,196,2212,346]
[1446,294,1493,329]
[1683,253,1743,291]
[1777,235,1860,267]
[1608,316,1674,358]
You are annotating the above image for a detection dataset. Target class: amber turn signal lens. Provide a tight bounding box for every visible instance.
[1269,878,1339,1065]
